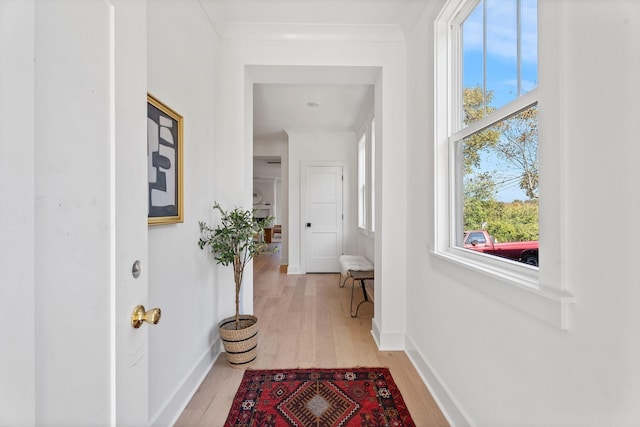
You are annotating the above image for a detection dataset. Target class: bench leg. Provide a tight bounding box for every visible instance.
[350,278,373,318]
[338,273,352,288]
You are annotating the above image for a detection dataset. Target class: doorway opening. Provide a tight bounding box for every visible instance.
[251,65,379,276]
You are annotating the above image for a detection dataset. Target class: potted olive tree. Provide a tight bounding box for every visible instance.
[198,202,275,368]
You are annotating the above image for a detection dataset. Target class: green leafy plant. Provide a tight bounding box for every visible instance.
[198,202,276,329]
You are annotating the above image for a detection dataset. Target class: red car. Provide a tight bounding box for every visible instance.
[464,230,538,266]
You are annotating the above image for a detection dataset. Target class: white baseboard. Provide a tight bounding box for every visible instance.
[404,335,475,427]
[370,320,406,350]
[286,265,304,274]
[150,338,222,427]
[371,320,381,347]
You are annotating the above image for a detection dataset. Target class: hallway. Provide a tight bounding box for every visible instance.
[174,247,449,426]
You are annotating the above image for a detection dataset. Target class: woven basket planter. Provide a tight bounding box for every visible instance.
[218,315,258,369]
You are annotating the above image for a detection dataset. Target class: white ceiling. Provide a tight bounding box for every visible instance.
[199,0,429,150]
[253,83,373,141]
[199,0,430,40]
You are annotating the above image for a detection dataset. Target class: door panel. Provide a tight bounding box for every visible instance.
[305,166,343,272]
[311,233,339,258]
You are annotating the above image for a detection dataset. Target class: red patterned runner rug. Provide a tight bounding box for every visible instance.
[224,367,416,427]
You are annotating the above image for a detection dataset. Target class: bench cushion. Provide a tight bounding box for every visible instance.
[339,255,374,275]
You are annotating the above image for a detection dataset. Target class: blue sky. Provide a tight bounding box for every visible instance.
[462,0,538,201]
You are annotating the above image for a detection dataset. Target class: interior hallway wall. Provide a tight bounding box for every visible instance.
[0,1,35,424]
[405,1,640,425]
[147,1,222,424]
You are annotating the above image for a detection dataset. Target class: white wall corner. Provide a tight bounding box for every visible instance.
[371,319,382,347]
[152,341,221,427]
[404,336,476,427]
[372,328,405,351]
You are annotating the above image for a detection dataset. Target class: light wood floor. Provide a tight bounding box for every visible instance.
[174,246,449,426]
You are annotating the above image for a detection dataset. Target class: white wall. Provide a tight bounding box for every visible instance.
[253,179,276,212]
[146,1,221,424]
[406,1,640,425]
[0,1,35,424]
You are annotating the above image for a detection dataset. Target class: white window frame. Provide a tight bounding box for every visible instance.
[433,0,574,329]
[358,132,367,230]
[357,112,376,235]
[370,118,376,233]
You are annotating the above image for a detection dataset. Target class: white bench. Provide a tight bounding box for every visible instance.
[338,255,375,317]
[338,255,374,287]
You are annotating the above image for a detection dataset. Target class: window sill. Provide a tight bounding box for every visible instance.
[430,248,574,330]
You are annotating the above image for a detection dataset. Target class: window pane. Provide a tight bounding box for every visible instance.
[486,0,518,109]
[462,1,485,121]
[457,104,539,266]
[462,0,538,123]
[521,0,538,93]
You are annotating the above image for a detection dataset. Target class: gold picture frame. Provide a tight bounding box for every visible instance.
[147,93,184,225]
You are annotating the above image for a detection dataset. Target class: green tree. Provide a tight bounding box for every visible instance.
[465,200,538,242]
[486,201,538,242]
[464,171,496,201]
[462,86,501,173]
[463,172,498,231]
[494,105,539,199]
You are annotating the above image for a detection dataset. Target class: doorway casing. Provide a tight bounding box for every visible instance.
[242,62,407,350]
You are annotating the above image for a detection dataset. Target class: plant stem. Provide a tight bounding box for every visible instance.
[234,253,242,329]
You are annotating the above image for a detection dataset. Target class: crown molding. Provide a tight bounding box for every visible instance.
[220,22,406,42]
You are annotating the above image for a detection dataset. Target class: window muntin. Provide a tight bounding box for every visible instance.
[454,0,539,267]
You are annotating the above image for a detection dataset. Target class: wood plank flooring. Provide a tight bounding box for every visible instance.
[174,245,449,426]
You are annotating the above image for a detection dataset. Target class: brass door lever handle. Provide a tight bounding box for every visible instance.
[131,305,161,329]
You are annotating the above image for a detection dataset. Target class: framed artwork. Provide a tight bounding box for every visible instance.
[147,93,184,225]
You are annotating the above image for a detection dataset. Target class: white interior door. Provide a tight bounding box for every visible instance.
[112,0,150,425]
[304,165,343,272]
